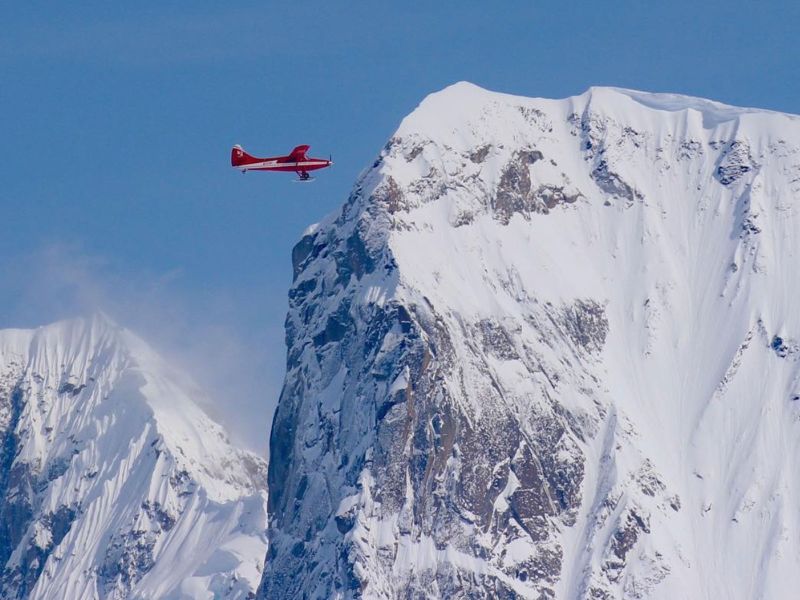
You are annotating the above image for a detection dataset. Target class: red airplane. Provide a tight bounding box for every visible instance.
[231,144,332,181]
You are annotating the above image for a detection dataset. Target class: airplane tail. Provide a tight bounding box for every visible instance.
[231,144,257,167]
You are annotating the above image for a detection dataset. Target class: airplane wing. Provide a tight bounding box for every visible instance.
[288,145,310,161]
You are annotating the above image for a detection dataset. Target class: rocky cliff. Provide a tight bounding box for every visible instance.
[261,82,800,599]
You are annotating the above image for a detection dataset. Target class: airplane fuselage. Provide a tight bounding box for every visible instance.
[236,158,332,173]
[231,144,332,177]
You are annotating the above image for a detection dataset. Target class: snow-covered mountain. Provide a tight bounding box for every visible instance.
[0,315,267,599]
[260,82,800,598]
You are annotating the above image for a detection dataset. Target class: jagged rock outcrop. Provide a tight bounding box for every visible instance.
[261,82,800,599]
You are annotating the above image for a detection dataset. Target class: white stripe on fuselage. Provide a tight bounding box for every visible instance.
[236,160,328,171]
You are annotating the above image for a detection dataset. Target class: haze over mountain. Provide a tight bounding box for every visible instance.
[260,82,800,599]
[0,315,266,599]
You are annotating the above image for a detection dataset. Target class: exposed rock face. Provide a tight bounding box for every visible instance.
[261,83,800,599]
[0,316,267,599]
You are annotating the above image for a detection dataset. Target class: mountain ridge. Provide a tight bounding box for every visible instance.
[260,82,800,598]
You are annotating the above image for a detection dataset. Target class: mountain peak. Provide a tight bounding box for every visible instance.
[395,82,799,150]
[264,83,800,598]
[0,318,267,598]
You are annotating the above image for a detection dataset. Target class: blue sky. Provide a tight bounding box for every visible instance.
[2,2,798,451]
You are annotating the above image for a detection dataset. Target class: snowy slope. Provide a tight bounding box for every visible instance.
[261,82,800,598]
[0,315,267,599]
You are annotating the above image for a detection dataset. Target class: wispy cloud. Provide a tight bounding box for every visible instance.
[0,242,281,454]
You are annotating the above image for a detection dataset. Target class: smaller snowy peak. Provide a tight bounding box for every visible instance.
[1,315,261,501]
[0,313,122,372]
[0,315,267,600]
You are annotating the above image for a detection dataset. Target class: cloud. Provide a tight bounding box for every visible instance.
[0,242,280,454]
